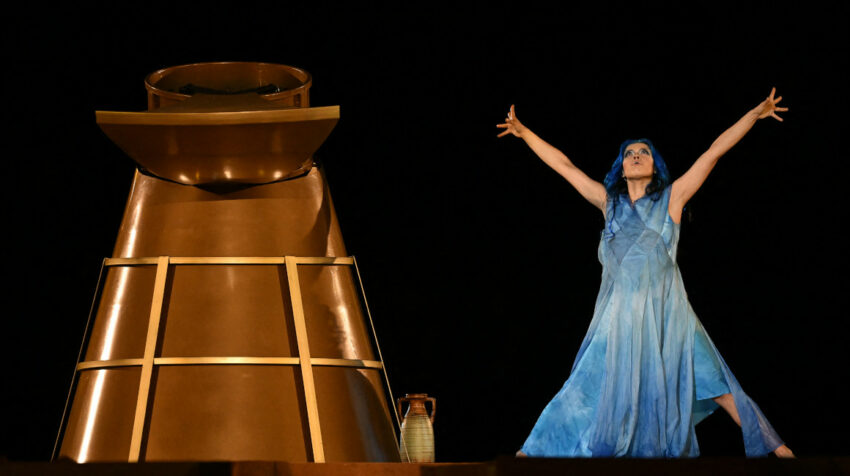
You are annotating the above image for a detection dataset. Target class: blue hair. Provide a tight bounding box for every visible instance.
[603,138,671,202]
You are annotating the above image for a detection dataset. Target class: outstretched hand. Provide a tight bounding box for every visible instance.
[496,105,525,138]
[754,87,788,122]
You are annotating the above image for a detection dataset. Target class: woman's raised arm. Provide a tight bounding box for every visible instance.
[497,105,607,211]
[669,88,788,222]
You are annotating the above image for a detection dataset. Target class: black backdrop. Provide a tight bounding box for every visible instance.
[4,2,849,462]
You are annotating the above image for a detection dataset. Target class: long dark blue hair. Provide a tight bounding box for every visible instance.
[603,138,671,202]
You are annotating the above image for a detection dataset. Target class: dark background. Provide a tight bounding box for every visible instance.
[4,2,849,462]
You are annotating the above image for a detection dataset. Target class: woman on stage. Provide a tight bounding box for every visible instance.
[497,88,794,458]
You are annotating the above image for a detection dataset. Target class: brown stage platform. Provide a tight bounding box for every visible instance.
[3,458,849,476]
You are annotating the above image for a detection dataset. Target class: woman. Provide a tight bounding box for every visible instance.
[497,89,794,458]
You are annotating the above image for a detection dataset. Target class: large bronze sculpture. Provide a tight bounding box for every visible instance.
[55,62,400,463]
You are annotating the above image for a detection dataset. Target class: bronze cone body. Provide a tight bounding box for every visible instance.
[57,63,399,463]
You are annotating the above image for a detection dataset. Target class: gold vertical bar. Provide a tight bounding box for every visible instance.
[285,256,325,462]
[128,256,170,462]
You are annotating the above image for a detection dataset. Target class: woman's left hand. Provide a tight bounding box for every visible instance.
[753,87,788,121]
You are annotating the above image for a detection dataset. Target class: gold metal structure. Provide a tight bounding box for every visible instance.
[55,63,401,463]
[61,256,395,463]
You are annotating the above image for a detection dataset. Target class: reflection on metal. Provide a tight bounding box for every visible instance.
[78,370,106,463]
[100,266,131,360]
[57,63,399,463]
[53,258,106,461]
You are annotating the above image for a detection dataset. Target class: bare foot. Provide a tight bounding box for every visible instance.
[515,450,527,457]
[774,445,795,458]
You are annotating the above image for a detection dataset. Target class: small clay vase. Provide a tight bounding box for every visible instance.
[397,393,436,462]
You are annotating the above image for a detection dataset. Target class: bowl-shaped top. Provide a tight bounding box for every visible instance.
[145,62,312,110]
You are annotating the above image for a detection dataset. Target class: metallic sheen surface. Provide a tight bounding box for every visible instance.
[59,63,398,463]
[96,105,339,185]
[60,368,141,462]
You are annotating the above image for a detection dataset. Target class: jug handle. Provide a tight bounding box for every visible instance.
[397,397,437,424]
[427,397,436,424]
[397,397,408,421]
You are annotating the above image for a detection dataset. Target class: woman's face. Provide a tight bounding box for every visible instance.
[622,142,655,180]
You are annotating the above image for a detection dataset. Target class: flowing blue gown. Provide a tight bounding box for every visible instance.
[520,186,784,457]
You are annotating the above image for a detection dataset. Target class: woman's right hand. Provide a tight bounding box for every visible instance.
[496,104,525,138]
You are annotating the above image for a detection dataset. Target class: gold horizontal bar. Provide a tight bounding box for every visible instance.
[311,358,383,369]
[105,257,160,266]
[293,257,354,265]
[76,358,144,370]
[155,357,300,366]
[169,257,286,265]
[104,257,355,266]
[96,105,340,126]
[75,357,383,370]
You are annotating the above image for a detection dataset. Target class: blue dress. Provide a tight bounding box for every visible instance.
[520,186,784,457]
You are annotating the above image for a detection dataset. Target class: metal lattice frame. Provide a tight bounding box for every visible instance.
[54,255,401,463]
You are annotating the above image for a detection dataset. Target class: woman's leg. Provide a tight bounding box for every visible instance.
[712,393,740,426]
[712,393,795,458]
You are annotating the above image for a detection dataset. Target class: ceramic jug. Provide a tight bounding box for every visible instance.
[398,393,436,462]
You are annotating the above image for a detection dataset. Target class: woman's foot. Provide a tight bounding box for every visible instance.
[774,444,795,458]
[515,450,527,457]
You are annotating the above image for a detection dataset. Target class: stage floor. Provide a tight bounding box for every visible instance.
[2,457,849,476]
